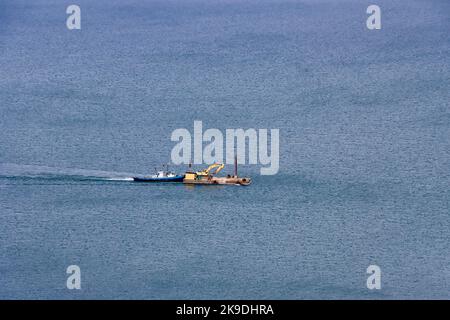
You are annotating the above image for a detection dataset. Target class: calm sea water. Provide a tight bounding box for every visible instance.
[0,0,449,299]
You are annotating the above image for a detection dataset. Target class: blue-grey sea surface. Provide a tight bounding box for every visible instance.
[0,0,449,299]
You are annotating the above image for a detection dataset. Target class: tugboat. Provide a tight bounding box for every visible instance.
[133,165,184,183]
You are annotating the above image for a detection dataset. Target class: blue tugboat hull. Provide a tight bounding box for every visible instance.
[133,175,184,183]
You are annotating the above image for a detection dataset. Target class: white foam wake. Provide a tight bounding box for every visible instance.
[0,163,137,182]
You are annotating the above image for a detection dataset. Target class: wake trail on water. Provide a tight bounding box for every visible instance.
[0,163,136,182]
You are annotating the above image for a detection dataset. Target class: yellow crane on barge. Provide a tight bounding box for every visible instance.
[195,163,225,177]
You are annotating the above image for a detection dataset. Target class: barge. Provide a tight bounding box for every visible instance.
[182,158,251,186]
